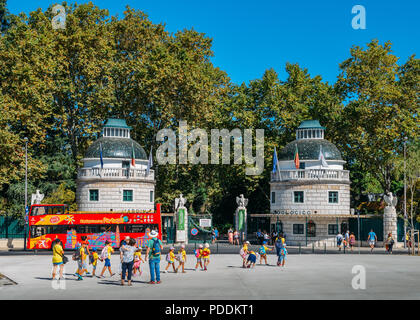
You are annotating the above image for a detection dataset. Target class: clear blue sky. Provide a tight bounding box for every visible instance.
[7,0,420,85]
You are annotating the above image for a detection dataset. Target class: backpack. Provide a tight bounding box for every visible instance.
[259,246,266,255]
[166,253,172,262]
[194,249,201,258]
[275,239,284,252]
[151,239,161,257]
[72,246,81,261]
[100,246,108,261]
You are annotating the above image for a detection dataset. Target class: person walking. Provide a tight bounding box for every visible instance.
[176,245,187,273]
[349,232,356,252]
[214,228,219,243]
[336,232,344,251]
[99,240,115,278]
[194,244,204,271]
[164,247,177,273]
[202,243,211,271]
[52,238,65,280]
[344,230,350,249]
[275,234,285,266]
[228,228,234,245]
[367,229,377,253]
[385,233,395,254]
[233,230,240,246]
[120,238,137,286]
[145,230,163,284]
[256,229,263,245]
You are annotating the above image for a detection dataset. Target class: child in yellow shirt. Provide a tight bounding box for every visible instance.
[176,245,187,273]
[164,247,177,273]
[133,248,144,277]
[194,244,203,271]
[259,241,272,265]
[202,243,211,271]
[89,247,99,277]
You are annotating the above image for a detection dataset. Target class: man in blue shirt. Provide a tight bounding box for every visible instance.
[145,230,163,284]
[367,229,377,253]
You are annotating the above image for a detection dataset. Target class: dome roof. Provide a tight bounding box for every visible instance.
[278,139,343,161]
[84,137,147,160]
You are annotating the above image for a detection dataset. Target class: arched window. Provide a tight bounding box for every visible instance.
[307,220,316,237]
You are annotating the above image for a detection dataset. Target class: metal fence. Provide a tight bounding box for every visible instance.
[0,216,25,238]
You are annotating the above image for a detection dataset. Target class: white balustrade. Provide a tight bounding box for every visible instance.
[271,169,349,181]
[78,168,154,180]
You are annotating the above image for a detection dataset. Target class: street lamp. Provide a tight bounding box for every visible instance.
[23,137,28,251]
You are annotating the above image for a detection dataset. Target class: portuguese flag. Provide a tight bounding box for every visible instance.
[131,142,135,167]
[294,144,300,169]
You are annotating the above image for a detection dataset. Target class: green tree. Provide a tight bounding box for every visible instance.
[335,40,419,196]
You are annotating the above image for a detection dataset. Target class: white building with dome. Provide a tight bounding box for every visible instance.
[76,119,155,212]
[251,120,353,245]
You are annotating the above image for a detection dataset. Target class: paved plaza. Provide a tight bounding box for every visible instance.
[0,253,419,300]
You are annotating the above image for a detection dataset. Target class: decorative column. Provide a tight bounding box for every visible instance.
[383,192,398,245]
[175,193,188,244]
[235,194,248,242]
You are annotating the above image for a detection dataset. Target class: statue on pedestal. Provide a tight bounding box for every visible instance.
[174,193,188,244]
[31,189,44,205]
[235,194,248,242]
[383,192,398,245]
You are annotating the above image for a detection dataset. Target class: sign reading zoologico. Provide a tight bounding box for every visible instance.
[275,210,312,215]
[30,213,157,226]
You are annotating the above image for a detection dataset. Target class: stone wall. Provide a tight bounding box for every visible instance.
[269,216,350,246]
[76,180,155,212]
[270,182,350,215]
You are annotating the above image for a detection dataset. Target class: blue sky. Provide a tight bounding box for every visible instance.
[7,0,420,85]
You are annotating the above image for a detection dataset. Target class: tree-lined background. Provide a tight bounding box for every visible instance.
[0,2,418,231]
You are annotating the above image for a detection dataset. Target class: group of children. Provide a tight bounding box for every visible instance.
[240,236,287,268]
[70,235,286,281]
[164,243,212,273]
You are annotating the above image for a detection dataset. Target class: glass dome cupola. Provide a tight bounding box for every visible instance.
[296,120,326,140]
[102,118,132,138]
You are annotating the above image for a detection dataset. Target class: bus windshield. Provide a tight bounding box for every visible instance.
[30,205,68,216]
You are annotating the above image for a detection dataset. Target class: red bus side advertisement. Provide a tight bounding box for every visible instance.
[27,204,162,250]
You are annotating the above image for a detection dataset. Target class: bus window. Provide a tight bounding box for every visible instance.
[31,226,50,237]
[130,225,146,233]
[99,225,116,233]
[31,206,47,216]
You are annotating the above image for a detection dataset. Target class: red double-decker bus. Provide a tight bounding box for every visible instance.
[27,203,162,250]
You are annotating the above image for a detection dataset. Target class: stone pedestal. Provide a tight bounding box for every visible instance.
[175,207,188,244]
[383,206,398,241]
[235,207,247,242]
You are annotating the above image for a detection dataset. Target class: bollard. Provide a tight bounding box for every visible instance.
[299,243,301,254]
[312,242,314,254]
[324,242,326,254]
[217,242,219,254]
